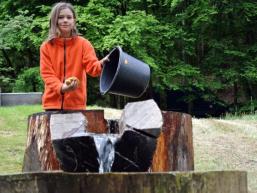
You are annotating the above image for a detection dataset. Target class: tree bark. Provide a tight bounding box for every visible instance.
[151,111,194,171]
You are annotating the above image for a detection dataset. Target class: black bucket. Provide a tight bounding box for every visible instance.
[100,46,150,98]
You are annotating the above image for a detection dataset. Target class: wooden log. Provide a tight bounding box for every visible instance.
[22,110,107,172]
[22,108,193,172]
[0,171,248,193]
[151,111,194,171]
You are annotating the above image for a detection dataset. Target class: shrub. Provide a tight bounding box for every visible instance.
[13,67,43,92]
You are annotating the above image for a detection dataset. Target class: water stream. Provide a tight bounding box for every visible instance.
[92,134,118,173]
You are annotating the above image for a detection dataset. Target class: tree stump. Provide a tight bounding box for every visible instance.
[22,108,194,172]
[22,110,107,172]
[151,111,194,171]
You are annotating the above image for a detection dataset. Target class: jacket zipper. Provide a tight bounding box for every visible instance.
[61,39,66,110]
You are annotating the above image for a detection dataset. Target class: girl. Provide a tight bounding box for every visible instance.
[40,2,108,110]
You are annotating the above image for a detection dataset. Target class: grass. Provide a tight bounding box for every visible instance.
[193,115,257,193]
[0,105,42,173]
[0,105,257,192]
[224,112,257,121]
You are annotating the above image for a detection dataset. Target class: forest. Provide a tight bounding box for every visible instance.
[0,0,256,117]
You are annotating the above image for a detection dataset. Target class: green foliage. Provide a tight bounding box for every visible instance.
[0,54,14,92]
[0,0,256,114]
[13,67,43,92]
[0,75,13,92]
[75,3,114,53]
[29,5,50,47]
[0,10,33,50]
[103,11,161,66]
[242,45,257,82]
[0,9,41,92]
[161,60,202,90]
[243,59,257,82]
[238,99,257,114]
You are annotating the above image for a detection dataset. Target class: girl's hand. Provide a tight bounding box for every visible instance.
[61,77,79,93]
[100,55,110,67]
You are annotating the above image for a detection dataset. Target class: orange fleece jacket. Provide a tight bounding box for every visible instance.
[40,36,102,110]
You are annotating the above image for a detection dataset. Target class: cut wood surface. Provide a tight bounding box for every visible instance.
[119,99,163,137]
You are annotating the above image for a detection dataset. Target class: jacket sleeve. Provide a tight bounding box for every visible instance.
[82,40,102,77]
[40,43,63,95]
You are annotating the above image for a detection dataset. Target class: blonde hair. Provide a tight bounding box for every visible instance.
[48,2,79,41]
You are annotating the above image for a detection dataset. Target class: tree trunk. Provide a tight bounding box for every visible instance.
[23,110,193,172]
[151,111,194,171]
[22,110,107,172]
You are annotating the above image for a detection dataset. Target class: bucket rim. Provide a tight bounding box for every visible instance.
[100,46,123,95]
[135,74,150,98]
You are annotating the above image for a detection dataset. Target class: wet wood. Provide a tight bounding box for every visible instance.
[151,111,194,171]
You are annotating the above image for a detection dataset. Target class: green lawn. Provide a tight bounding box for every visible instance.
[0,105,42,173]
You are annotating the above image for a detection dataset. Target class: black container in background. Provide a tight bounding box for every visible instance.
[100,46,150,98]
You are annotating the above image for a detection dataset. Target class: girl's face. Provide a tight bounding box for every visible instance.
[57,8,75,38]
